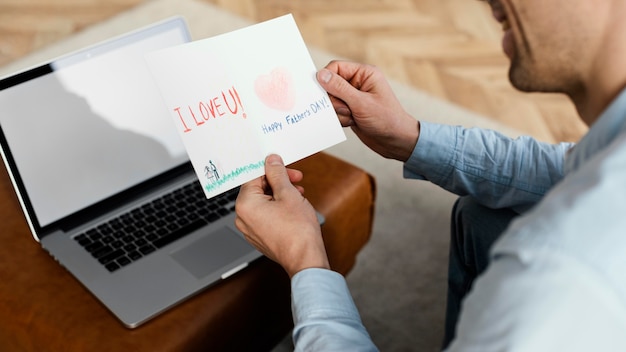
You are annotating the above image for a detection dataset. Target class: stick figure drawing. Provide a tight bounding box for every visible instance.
[204,160,220,183]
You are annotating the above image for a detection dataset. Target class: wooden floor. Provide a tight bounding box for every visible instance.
[0,0,587,143]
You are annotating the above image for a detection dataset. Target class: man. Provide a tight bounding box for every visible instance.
[235,0,626,350]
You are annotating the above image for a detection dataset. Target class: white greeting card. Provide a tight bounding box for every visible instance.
[145,14,345,199]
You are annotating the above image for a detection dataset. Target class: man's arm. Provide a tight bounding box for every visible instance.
[404,121,573,211]
[315,60,573,211]
[235,155,378,351]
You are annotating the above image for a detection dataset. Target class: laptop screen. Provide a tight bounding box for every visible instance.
[0,19,190,229]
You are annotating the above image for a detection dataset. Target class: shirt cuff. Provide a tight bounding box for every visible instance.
[403,120,458,181]
[291,268,362,323]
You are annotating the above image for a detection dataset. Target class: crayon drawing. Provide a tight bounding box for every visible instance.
[204,159,222,185]
[254,67,296,111]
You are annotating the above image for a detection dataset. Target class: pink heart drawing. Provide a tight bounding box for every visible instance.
[254,67,296,111]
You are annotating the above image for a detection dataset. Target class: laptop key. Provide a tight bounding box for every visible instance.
[105,262,120,272]
[152,219,207,248]
[92,245,113,258]
[117,256,132,267]
[206,212,220,223]
[98,249,124,264]
[75,235,91,246]
[85,241,104,253]
[139,245,156,255]
[123,243,137,252]
[128,251,142,261]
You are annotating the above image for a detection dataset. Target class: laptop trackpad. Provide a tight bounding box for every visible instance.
[171,227,252,280]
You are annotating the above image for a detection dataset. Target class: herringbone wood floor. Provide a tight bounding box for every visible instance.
[0,0,587,143]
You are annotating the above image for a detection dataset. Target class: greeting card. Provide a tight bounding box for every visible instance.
[146,14,345,198]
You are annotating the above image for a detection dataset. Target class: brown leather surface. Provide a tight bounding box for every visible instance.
[0,152,375,351]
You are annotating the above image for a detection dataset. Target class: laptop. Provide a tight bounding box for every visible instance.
[0,17,263,328]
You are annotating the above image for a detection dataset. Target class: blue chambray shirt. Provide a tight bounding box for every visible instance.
[290,89,626,351]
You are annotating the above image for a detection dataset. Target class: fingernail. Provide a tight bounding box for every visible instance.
[266,154,284,166]
[318,69,332,84]
[337,107,351,116]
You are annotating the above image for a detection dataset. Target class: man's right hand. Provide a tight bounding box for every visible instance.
[317,60,420,162]
[235,154,330,278]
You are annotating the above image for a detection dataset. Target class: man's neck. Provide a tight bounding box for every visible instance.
[572,83,626,127]
[573,2,626,126]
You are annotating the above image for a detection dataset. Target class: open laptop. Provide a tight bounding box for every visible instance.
[0,17,263,328]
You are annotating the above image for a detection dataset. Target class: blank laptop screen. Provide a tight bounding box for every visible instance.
[0,23,189,228]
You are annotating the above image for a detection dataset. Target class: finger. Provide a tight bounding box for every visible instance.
[338,114,355,127]
[233,216,249,235]
[317,67,365,109]
[263,154,295,199]
[324,60,363,82]
[286,168,305,195]
[328,95,352,117]
[286,168,304,184]
[326,95,354,126]
[236,176,265,219]
[238,175,265,198]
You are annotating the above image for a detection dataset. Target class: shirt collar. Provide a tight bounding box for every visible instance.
[565,88,626,174]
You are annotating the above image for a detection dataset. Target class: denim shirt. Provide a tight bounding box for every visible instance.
[290,89,626,351]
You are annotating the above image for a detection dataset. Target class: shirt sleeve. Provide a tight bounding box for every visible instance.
[403,121,573,211]
[291,268,379,352]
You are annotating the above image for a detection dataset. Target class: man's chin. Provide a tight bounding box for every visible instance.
[509,67,565,94]
[508,60,538,92]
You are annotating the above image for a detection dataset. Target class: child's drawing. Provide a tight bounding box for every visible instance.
[204,160,221,184]
[254,67,296,111]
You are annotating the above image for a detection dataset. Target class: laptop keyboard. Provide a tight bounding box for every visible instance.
[73,182,239,272]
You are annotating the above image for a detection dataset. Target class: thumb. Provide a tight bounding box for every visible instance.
[317,68,362,106]
[263,154,293,199]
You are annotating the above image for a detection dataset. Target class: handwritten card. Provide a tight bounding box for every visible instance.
[145,14,345,199]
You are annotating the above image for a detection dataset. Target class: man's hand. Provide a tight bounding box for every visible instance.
[235,154,330,278]
[317,60,420,162]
